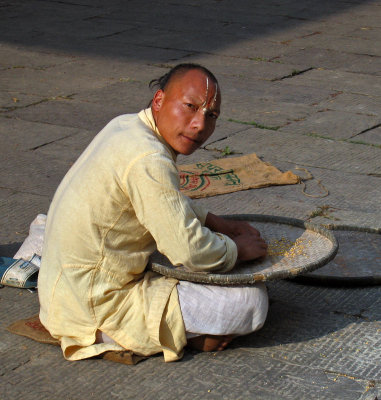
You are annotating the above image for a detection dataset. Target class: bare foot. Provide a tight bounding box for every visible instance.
[187,334,235,352]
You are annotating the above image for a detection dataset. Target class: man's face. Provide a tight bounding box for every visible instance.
[151,69,221,155]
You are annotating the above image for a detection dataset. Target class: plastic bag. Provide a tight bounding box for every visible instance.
[14,214,46,262]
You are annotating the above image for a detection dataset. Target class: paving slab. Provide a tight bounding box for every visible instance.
[274,47,381,76]
[6,97,133,131]
[0,117,84,151]
[0,189,50,249]
[319,3,381,29]
[0,149,69,199]
[342,26,381,42]
[284,69,381,97]
[32,130,98,164]
[75,79,153,106]
[317,92,381,116]
[284,33,381,57]
[217,78,334,125]
[222,103,312,129]
[279,109,381,140]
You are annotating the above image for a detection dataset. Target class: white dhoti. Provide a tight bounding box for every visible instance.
[177,281,269,338]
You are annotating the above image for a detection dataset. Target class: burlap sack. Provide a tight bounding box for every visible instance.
[179,153,299,198]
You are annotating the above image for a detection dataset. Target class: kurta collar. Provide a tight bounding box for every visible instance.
[138,108,177,161]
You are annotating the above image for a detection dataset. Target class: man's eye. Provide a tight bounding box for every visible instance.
[186,103,196,110]
[208,112,219,120]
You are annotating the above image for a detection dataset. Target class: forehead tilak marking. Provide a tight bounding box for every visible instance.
[201,76,218,113]
[201,77,209,109]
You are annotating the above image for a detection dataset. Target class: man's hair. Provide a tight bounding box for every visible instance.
[149,63,218,92]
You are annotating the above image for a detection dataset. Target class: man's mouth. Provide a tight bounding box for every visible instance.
[181,134,201,144]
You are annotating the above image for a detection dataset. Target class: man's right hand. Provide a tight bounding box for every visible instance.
[233,234,268,261]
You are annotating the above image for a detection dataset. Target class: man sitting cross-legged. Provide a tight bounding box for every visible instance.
[38,63,268,362]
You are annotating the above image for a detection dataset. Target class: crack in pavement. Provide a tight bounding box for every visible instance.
[0,94,76,113]
[10,358,32,372]
[271,67,315,82]
[203,125,252,148]
[350,122,381,139]
[28,132,79,150]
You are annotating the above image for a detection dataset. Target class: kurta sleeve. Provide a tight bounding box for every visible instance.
[125,151,237,273]
[187,199,208,226]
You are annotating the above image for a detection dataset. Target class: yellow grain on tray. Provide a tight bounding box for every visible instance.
[267,237,312,258]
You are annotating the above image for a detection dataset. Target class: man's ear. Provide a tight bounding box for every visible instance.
[152,89,164,112]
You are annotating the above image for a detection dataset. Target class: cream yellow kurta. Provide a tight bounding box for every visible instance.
[38,109,237,362]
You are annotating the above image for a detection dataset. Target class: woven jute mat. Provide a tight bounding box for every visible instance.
[7,314,147,365]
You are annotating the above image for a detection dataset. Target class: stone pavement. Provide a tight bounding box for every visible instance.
[1,0,380,398]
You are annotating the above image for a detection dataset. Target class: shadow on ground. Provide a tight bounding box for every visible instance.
[0,0,375,61]
[0,242,22,257]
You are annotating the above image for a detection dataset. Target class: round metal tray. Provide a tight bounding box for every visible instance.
[149,214,338,285]
[297,227,381,286]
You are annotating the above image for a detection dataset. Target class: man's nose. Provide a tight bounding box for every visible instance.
[191,110,206,132]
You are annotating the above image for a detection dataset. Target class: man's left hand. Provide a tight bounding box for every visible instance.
[205,213,261,239]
